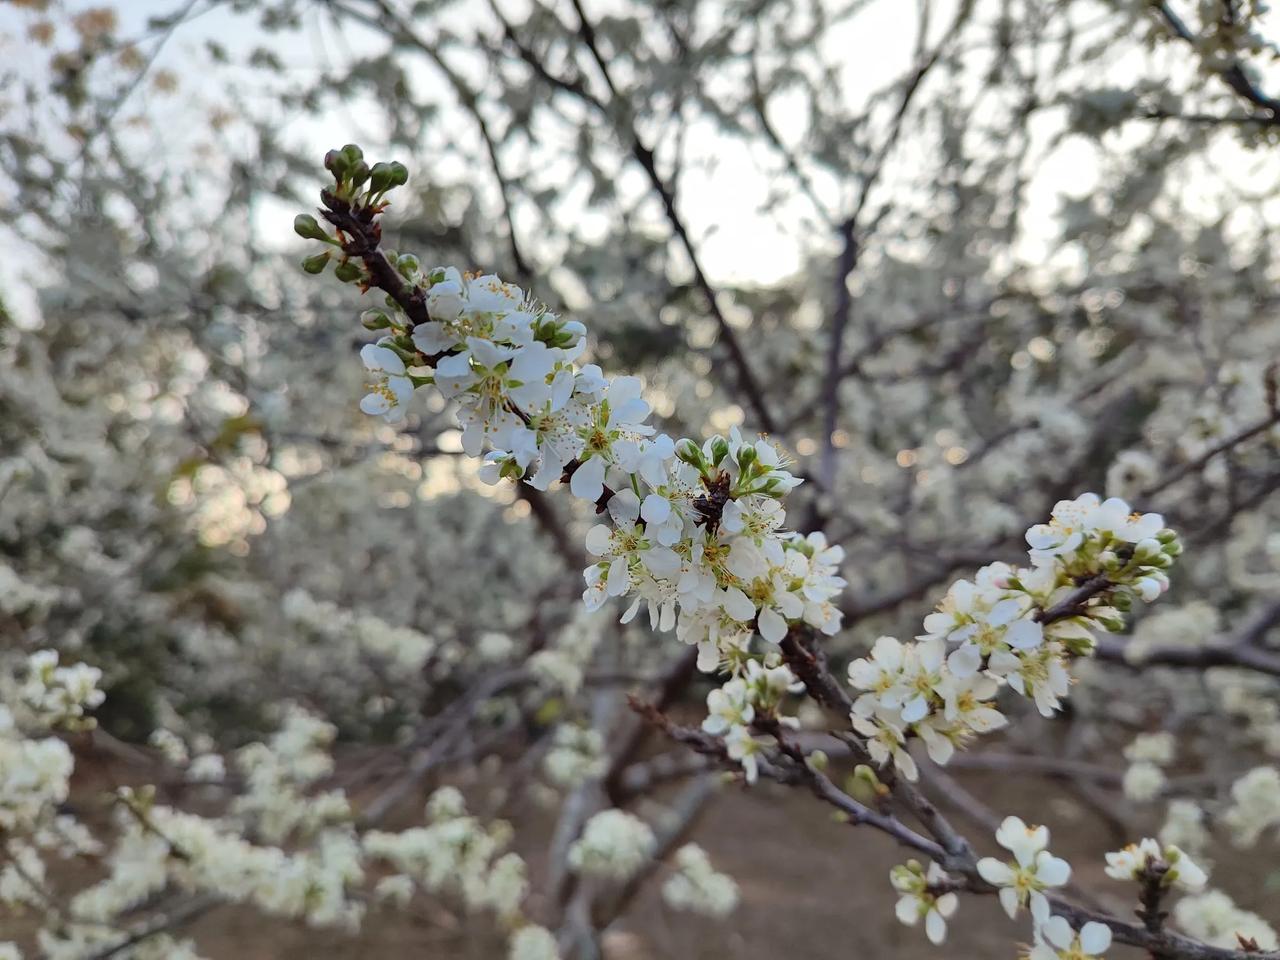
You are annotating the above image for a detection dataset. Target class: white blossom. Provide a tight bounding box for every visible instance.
[975,816,1072,919]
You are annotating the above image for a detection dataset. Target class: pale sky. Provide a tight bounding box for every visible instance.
[2,0,1279,326]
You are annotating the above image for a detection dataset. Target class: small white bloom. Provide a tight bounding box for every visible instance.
[359,344,414,421]
[975,816,1071,919]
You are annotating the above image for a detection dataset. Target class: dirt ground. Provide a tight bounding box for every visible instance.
[26,746,1280,959]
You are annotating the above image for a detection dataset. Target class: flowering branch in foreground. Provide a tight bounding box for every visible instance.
[294,147,1279,960]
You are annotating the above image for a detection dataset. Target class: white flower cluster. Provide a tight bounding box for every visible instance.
[1210,671,1280,757]
[567,809,656,882]
[0,651,104,833]
[1221,766,1280,846]
[700,659,804,782]
[543,724,606,789]
[283,588,436,674]
[1173,891,1279,951]
[660,844,739,918]
[0,650,555,959]
[847,493,1181,781]
[364,786,528,920]
[1104,838,1207,891]
[348,267,848,780]
[0,562,59,620]
[509,924,561,960]
[1121,733,1176,802]
[940,818,1218,958]
[11,649,105,731]
[231,705,350,843]
[1159,800,1210,859]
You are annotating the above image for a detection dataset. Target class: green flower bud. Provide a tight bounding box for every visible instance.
[293,213,331,242]
[361,308,393,330]
[847,764,888,805]
[368,161,396,194]
[334,260,363,283]
[340,143,364,166]
[324,148,350,180]
[1156,528,1179,544]
[388,161,409,187]
[397,254,421,279]
[737,444,758,471]
[350,160,371,190]
[806,750,829,772]
[675,438,704,468]
[1061,633,1096,657]
[1134,538,1163,561]
[710,436,730,466]
[301,251,330,274]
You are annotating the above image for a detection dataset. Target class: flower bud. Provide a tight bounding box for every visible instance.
[849,764,888,804]
[368,161,395,193]
[301,251,330,274]
[737,444,758,471]
[387,160,409,187]
[350,160,371,190]
[1156,528,1178,544]
[334,260,363,283]
[709,436,730,466]
[1135,578,1162,602]
[1134,538,1162,561]
[324,148,350,180]
[397,254,421,280]
[361,308,393,330]
[676,438,705,469]
[293,213,330,242]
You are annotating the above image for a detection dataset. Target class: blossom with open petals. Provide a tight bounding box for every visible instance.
[976,816,1071,919]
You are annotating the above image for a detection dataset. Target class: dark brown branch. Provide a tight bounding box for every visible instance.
[1138,408,1280,502]
[816,218,858,497]
[1036,574,1114,624]
[319,192,432,332]
[1093,635,1280,678]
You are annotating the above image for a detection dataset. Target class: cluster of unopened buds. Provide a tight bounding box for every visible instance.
[847,492,1183,782]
